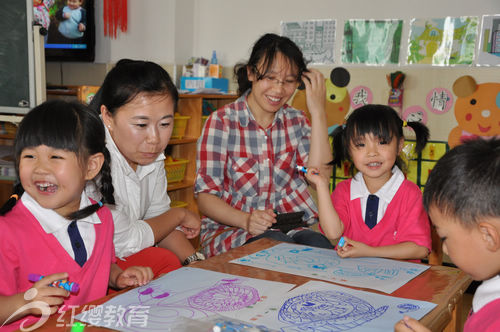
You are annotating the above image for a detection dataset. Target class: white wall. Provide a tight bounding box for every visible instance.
[94,0,177,63]
[47,0,500,141]
[92,0,500,65]
[193,0,500,65]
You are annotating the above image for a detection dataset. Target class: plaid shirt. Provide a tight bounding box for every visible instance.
[195,92,319,257]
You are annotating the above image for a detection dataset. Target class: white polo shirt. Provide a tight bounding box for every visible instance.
[87,126,171,258]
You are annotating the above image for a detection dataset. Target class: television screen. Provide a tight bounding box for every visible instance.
[34,0,95,62]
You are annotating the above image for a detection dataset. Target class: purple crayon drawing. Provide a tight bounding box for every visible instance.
[28,273,80,293]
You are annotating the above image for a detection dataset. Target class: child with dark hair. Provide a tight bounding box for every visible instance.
[305,104,431,260]
[195,33,334,257]
[0,100,152,331]
[88,59,202,272]
[395,138,500,332]
[56,0,86,39]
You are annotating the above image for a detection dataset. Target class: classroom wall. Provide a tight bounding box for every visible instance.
[45,0,500,142]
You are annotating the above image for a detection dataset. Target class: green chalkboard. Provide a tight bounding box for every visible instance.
[0,0,34,113]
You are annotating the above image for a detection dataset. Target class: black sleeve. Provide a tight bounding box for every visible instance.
[55,8,65,21]
[80,8,87,25]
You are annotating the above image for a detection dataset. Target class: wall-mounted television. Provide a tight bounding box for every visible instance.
[34,0,95,62]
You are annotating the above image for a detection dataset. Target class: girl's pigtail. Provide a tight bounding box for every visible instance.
[405,121,430,154]
[329,124,348,168]
[67,148,115,221]
[0,182,24,216]
[98,147,115,205]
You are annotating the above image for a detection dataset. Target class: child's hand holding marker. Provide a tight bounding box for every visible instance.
[295,165,319,175]
[297,165,330,190]
[336,236,371,258]
[27,272,70,315]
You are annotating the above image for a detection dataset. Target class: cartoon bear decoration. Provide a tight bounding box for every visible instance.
[449,75,500,148]
[292,67,351,134]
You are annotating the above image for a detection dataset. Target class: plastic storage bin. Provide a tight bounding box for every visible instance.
[172,115,191,139]
[164,158,189,183]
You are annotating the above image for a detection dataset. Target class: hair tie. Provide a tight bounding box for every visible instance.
[10,194,19,201]
[402,121,408,127]
[342,124,346,129]
[97,201,103,207]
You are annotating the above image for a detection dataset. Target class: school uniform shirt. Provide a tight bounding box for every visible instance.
[331,170,432,253]
[351,166,405,224]
[464,275,500,331]
[195,91,318,257]
[87,126,169,258]
[0,197,115,331]
[21,192,99,260]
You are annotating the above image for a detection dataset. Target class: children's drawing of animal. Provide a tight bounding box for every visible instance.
[292,67,351,134]
[448,75,500,148]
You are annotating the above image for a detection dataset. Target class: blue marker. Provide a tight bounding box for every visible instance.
[296,165,318,175]
[338,236,345,248]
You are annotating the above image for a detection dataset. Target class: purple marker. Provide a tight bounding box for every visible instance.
[28,273,80,293]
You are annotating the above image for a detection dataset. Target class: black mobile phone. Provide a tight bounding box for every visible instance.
[271,211,306,233]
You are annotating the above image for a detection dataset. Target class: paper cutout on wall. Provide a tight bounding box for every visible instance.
[281,19,336,64]
[476,15,500,66]
[350,85,373,110]
[448,75,500,148]
[407,17,479,65]
[426,88,453,114]
[403,105,428,124]
[342,19,403,65]
[292,67,351,134]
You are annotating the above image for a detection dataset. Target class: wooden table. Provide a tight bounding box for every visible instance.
[35,238,472,332]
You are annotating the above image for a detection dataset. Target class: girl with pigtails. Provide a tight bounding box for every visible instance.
[305,104,432,261]
[0,100,152,331]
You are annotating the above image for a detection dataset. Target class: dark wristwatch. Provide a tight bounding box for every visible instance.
[182,252,205,266]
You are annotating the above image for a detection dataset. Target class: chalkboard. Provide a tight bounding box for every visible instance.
[0,0,34,114]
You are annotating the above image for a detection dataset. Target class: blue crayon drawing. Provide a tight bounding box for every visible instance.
[278,290,388,331]
[231,243,430,293]
[397,303,420,314]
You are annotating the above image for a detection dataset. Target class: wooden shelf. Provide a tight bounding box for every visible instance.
[166,94,237,214]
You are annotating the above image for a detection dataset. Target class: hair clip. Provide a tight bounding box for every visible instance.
[402,121,408,127]
[10,194,19,201]
[97,201,103,207]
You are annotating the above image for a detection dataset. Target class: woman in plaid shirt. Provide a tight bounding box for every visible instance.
[195,33,334,257]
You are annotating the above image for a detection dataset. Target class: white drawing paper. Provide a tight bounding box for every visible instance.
[247,280,436,332]
[75,267,295,331]
[230,243,430,293]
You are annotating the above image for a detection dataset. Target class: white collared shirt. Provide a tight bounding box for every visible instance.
[21,191,100,259]
[473,274,500,313]
[87,126,169,257]
[350,166,405,224]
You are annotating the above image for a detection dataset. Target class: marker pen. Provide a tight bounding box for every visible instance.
[337,236,345,248]
[28,273,80,293]
[295,165,318,175]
